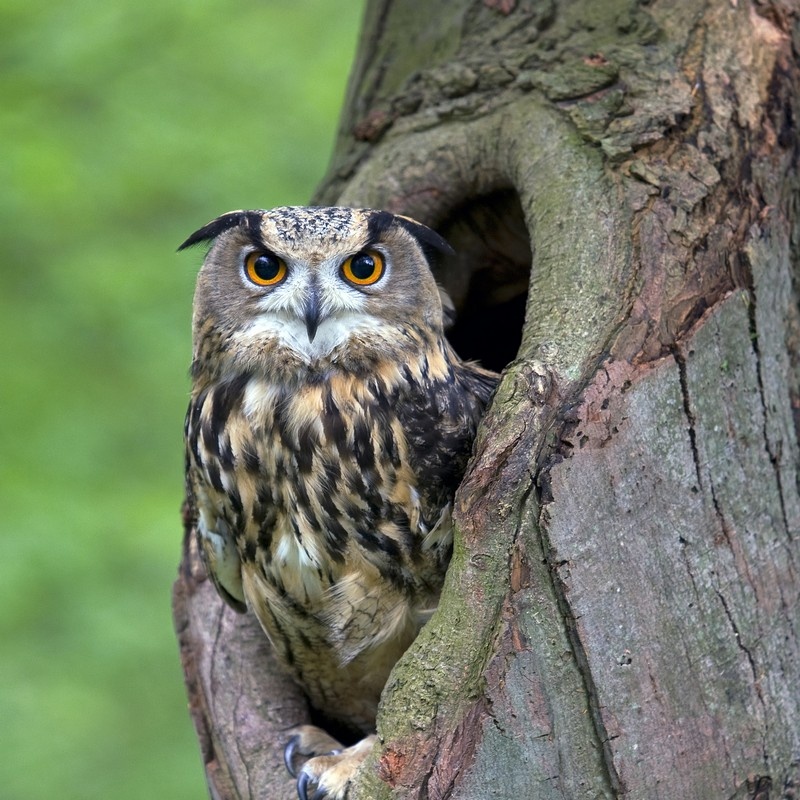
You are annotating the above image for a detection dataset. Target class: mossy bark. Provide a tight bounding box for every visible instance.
[174,1,800,797]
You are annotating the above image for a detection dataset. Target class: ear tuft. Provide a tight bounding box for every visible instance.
[393,214,455,257]
[178,210,261,252]
[366,210,454,258]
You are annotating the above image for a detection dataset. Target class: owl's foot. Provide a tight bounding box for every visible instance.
[284,726,376,800]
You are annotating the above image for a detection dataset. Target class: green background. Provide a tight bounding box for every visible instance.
[0,1,363,797]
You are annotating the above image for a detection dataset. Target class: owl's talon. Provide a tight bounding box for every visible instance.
[291,734,377,799]
[284,725,344,780]
[296,772,312,800]
[284,735,300,778]
[296,772,331,800]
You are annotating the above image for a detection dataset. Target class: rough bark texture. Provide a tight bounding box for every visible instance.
[173,0,800,797]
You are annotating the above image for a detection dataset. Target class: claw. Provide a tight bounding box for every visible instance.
[296,769,330,800]
[284,733,341,781]
[297,771,316,800]
[285,725,363,799]
[284,734,300,778]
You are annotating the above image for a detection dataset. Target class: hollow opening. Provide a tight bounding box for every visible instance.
[433,189,531,373]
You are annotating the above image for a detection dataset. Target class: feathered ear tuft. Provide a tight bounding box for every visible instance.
[393,214,455,257]
[178,210,263,251]
[366,210,454,258]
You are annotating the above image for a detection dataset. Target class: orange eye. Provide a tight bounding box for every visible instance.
[341,250,385,286]
[245,251,287,286]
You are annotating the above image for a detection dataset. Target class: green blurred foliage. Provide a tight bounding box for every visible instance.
[0,1,363,797]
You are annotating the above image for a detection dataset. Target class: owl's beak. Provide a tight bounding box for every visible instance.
[303,289,322,343]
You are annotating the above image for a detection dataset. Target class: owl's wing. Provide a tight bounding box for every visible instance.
[398,352,499,520]
[188,472,247,613]
[456,359,500,409]
[197,518,247,613]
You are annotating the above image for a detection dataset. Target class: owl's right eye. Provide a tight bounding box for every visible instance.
[244,251,287,287]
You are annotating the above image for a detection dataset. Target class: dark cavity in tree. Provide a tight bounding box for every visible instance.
[435,189,531,372]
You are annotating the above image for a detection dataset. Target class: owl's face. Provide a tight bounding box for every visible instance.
[182,207,451,379]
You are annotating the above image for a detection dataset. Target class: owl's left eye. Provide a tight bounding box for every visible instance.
[245,251,287,287]
[341,250,385,286]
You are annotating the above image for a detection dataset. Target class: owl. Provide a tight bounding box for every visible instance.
[180,206,498,799]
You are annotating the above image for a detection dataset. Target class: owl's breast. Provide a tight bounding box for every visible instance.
[209,373,442,597]
[186,356,488,682]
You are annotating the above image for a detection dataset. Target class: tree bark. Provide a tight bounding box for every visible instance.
[173,1,800,797]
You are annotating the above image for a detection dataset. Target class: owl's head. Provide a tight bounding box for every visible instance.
[181,207,453,379]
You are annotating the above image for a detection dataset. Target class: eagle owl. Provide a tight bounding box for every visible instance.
[181,206,498,799]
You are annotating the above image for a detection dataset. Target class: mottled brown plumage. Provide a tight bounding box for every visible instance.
[181,206,497,799]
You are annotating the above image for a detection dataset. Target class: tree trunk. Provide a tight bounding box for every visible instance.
[173,1,800,797]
